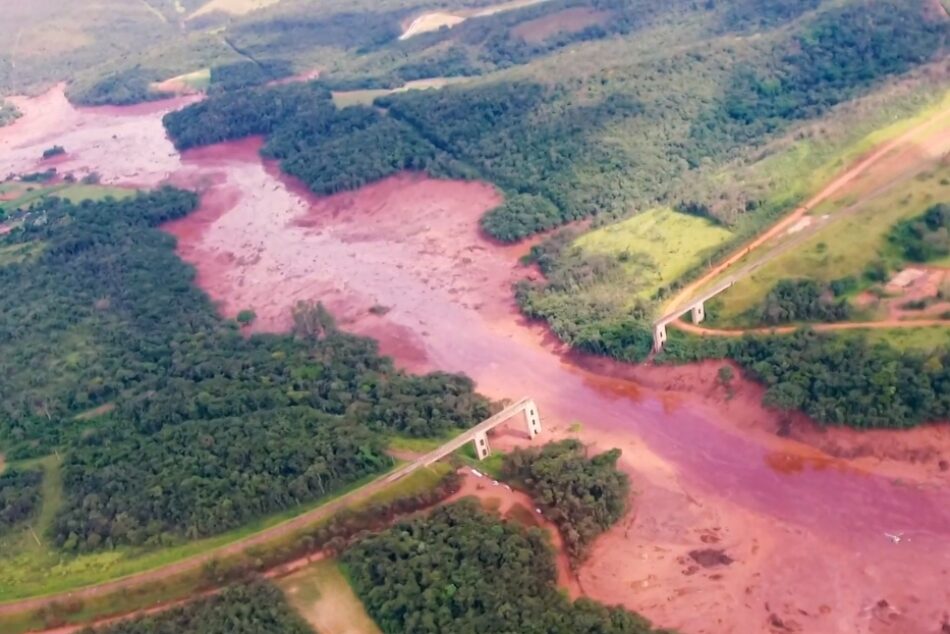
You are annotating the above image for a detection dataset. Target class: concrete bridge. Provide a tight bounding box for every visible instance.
[652,277,737,352]
[386,397,542,482]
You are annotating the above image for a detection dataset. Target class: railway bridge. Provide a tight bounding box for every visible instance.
[652,277,737,352]
[386,397,542,482]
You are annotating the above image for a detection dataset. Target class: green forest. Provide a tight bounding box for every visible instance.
[344,501,674,634]
[889,202,950,262]
[662,330,950,430]
[502,440,629,562]
[0,190,491,550]
[158,0,947,243]
[80,580,311,634]
[163,82,469,195]
[0,469,43,534]
[757,279,851,325]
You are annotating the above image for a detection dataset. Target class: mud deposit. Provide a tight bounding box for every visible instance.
[4,86,950,634]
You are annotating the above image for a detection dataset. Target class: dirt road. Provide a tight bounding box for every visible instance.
[663,102,950,316]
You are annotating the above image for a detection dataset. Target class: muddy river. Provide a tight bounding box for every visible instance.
[2,86,949,634]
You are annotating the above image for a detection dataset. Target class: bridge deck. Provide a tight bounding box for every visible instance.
[385,397,533,482]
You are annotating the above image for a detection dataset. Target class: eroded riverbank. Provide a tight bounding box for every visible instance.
[2,86,949,634]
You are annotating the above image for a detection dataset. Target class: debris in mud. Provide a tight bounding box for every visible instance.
[688,548,733,568]
[368,304,391,316]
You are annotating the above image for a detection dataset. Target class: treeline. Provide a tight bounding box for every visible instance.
[0,190,491,550]
[344,501,674,634]
[690,0,948,161]
[69,68,169,106]
[502,439,629,562]
[758,278,851,324]
[79,581,311,634]
[661,329,950,430]
[0,469,43,533]
[164,82,468,195]
[889,202,950,262]
[208,60,294,93]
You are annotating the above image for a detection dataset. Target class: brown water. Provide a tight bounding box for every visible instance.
[3,86,949,633]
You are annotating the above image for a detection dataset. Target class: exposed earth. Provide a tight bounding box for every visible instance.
[2,86,950,634]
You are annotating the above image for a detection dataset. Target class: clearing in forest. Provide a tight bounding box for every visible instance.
[575,206,733,299]
[399,0,550,40]
[188,0,280,19]
[279,559,382,634]
[150,69,211,95]
[511,7,610,43]
[331,76,469,108]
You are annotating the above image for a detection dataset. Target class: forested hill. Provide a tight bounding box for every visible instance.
[163,0,947,241]
[0,190,491,551]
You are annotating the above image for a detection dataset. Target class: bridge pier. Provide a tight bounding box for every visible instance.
[470,399,543,461]
[653,322,668,353]
[473,431,492,460]
[691,301,705,324]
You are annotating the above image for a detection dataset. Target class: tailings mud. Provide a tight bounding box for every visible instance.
[3,86,949,634]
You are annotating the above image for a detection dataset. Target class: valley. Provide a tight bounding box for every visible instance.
[1,82,949,632]
[1,1,949,633]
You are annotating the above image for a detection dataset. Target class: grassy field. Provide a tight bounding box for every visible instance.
[712,160,950,325]
[862,326,950,352]
[279,560,382,634]
[575,207,734,300]
[332,76,470,107]
[1,183,132,217]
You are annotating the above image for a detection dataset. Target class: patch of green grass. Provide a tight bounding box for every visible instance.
[861,327,950,353]
[331,76,470,108]
[575,206,733,300]
[0,242,45,266]
[278,559,383,634]
[0,183,131,214]
[386,432,454,455]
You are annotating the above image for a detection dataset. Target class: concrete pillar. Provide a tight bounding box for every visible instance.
[691,301,705,324]
[653,322,667,353]
[473,431,491,460]
[523,400,542,438]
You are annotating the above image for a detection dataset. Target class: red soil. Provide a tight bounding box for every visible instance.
[511,7,610,43]
[4,86,950,634]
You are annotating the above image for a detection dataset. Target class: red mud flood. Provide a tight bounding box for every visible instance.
[5,86,950,634]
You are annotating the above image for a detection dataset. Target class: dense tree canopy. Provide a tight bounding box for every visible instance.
[80,581,311,634]
[164,82,466,195]
[889,202,950,262]
[662,329,950,429]
[0,190,491,550]
[0,469,43,533]
[502,439,630,562]
[690,0,948,160]
[344,501,674,634]
[758,278,851,324]
[208,60,293,93]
